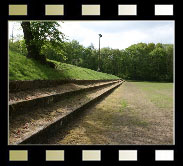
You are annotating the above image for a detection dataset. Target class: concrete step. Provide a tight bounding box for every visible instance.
[9,80,121,118]
[9,80,123,145]
[9,79,120,93]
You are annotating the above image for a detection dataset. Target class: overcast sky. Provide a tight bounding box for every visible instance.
[9,21,174,50]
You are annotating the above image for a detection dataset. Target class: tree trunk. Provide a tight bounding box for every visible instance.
[21,22,46,63]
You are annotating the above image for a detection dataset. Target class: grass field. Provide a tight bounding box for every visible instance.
[50,81,174,145]
[132,81,173,109]
[9,51,119,80]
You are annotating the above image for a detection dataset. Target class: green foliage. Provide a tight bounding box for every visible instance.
[113,43,174,81]
[9,40,27,56]
[21,21,66,62]
[29,21,65,51]
[9,50,119,80]
[62,40,85,66]
[41,41,67,62]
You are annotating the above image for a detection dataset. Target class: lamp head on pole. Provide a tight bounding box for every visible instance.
[99,34,102,38]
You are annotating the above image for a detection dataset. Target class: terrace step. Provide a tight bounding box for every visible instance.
[9,80,120,118]
[9,79,119,93]
[9,80,123,145]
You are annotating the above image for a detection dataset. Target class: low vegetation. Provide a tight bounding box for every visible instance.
[132,81,173,108]
[9,50,119,80]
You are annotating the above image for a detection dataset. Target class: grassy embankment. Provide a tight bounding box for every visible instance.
[9,51,119,80]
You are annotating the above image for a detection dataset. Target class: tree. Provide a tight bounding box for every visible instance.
[149,45,167,80]
[21,21,65,63]
[41,41,66,62]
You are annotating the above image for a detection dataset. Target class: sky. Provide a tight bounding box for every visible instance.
[9,21,174,50]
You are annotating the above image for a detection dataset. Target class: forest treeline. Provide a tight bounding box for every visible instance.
[10,40,173,82]
[9,22,173,82]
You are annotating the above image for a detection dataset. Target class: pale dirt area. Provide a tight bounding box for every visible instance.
[49,81,173,145]
[9,82,121,145]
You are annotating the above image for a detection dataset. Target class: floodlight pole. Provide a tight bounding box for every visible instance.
[98,34,102,71]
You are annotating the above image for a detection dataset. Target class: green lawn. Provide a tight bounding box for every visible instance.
[9,51,120,80]
[132,81,173,108]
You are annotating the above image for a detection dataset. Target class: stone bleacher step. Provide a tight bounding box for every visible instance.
[9,80,120,118]
[9,80,123,145]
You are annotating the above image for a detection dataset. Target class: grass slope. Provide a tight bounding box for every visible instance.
[9,51,119,80]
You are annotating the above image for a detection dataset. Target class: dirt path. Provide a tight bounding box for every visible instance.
[48,81,174,145]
